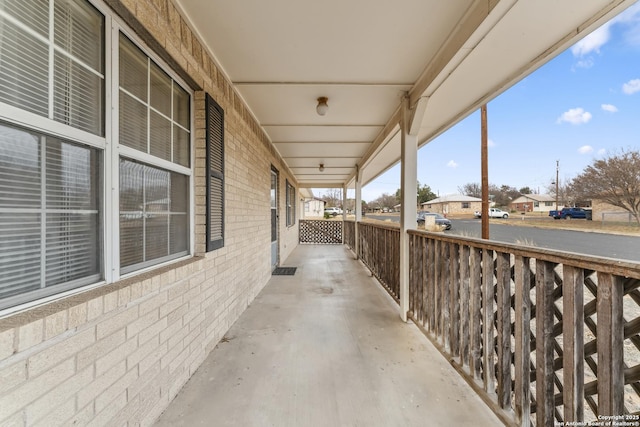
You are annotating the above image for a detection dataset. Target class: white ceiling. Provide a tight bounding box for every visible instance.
[175,0,636,189]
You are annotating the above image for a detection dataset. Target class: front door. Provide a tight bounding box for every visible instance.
[270,169,278,269]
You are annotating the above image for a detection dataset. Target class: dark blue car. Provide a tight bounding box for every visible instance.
[417,212,452,230]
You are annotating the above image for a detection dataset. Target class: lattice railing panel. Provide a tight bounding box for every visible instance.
[299,220,342,244]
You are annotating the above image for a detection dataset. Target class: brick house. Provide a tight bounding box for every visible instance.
[421,195,482,217]
[510,194,557,213]
[0,1,632,425]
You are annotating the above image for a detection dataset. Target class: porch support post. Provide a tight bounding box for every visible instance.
[342,185,347,243]
[354,166,362,259]
[399,95,423,322]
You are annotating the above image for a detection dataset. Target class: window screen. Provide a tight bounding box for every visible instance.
[206,95,224,252]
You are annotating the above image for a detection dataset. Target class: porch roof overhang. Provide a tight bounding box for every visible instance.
[174,0,635,189]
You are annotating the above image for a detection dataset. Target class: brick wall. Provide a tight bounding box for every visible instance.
[0,0,299,425]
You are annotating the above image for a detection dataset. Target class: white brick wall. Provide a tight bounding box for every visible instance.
[0,0,301,425]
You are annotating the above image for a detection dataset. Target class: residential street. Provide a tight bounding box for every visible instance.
[449,219,640,263]
[364,214,640,263]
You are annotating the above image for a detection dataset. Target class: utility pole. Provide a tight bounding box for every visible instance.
[555,160,559,210]
[481,105,489,240]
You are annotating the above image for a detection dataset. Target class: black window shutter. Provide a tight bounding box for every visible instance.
[206,94,224,251]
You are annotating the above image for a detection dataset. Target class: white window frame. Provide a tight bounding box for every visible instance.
[108,19,194,283]
[0,0,195,314]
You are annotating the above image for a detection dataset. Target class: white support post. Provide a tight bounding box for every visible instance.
[342,185,348,243]
[355,166,362,259]
[399,95,420,322]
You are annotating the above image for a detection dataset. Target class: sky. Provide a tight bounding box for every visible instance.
[345,2,640,203]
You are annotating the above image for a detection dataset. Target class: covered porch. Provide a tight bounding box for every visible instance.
[1,1,639,426]
[156,244,501,426]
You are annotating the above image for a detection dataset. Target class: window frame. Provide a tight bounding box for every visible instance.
[114,29,193,277]
[0,0,195,313]
[286,180,296,227]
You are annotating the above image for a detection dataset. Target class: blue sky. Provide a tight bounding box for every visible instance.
[356,2,640,203]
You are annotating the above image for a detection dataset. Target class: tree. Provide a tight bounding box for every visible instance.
[494,184,520,207]
[395,181,437,205]
[545,178,574,207]
[370,193,398,210]
[519,186,535,194]
[570,149,640,224]
[417,182,437,204]
[320,188,342,208]
[458,182,519,207]
[458,182,481,198]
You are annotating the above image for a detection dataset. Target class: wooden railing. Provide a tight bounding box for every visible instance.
[344,220,355,250]
[353,221,640,425]
[357,222,400,302]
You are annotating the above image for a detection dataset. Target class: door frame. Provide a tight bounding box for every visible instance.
[270,166,279,269]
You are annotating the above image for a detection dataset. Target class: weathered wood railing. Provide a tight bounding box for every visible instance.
[407,229,640,426]
[351,221,640,425]
[356,222,400,302]
[344,220,355,250]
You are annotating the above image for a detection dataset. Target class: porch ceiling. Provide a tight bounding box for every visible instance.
[175,0,635,188]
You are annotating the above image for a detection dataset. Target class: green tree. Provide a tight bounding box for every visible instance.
[571,149,640,223]
[519,186,534,194]
[394,181,437,205]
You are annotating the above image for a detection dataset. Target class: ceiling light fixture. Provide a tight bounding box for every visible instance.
[319,163,325,172]
[316,97,328,116]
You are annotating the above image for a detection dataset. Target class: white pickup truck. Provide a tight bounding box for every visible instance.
[474,208,509,219]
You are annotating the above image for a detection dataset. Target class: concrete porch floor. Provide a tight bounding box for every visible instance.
[155,245,502,426]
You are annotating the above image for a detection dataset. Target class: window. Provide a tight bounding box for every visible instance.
[0,0,105,135]
[534,202,540,208]
[286,180,295,227]
[119,159,189,273]
[118,33,191,272]
[0,122,101,308]
[206,95,224,251]
[461,202,470,209]
[0,0,193,311]
[545,201,554,206]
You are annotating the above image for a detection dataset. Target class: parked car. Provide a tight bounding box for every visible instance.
[474,208,509,219]
[324,207,343,216]
[417,211,452,230]
[548,207,590,220]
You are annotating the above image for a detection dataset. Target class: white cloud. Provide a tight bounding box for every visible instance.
[557,108,592,125]
[598,148,607,156]
[570,5,640,66]
[488,139,496,148]
[578,145,594,154]
[601,103,618,112]
[571,24,612,57]
[447,160,458,168]
[623,79,640,95]
[574,58,595,69]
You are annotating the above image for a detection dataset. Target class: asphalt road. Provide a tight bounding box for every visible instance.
[448,219,640,263]
[366,214,640,263]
